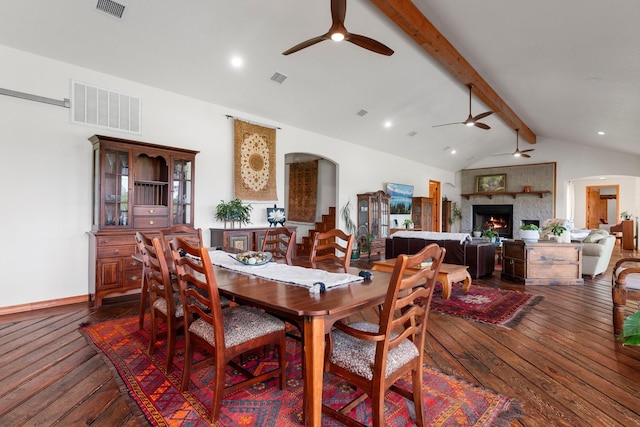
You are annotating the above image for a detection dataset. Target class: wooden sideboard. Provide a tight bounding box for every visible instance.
[610,220,635,250]
[501,240,584,285]
[210,226,297,253]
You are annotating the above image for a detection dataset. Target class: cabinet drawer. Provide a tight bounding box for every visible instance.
[133,206,169,216]
[123,267,144,288]
[97,245,136,259]
[133,216,170,229]
[96,234,136,247]
[503,257,525,278]
[527,247,581,263]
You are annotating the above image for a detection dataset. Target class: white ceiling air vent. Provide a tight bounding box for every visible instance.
[357,109,368,117]
[95,0,127,20]
[407,131,418,137]
[71,80,141,134]
[270,72,288,84]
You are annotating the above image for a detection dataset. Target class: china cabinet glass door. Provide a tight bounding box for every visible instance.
[104,149,129,227]
[172,159,193,224]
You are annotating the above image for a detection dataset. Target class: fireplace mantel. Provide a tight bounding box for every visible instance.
[461,190,551,200]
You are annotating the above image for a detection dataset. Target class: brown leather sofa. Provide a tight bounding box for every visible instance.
[385,237,495,279]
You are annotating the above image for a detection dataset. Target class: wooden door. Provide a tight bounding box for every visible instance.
[429,181,441,231]
[586,185,618,229]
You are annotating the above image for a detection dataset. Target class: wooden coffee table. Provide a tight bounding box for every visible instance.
[371,259,472,299]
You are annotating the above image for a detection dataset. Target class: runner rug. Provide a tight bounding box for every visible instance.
[81,316,523,426]
[430,283,544,329]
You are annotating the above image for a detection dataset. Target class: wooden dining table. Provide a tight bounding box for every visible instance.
[212,260,392,427]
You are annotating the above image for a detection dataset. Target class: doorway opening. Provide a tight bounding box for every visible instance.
[585,185,619,229]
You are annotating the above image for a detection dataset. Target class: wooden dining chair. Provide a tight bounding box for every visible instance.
[310,228,354,273]
[612,257,640,335]
[146,236,184,373]
[262,227,296,265]
[321,243,445,427]
[170,237,287,423]
[134,231,155,330]
[160,225,203,253]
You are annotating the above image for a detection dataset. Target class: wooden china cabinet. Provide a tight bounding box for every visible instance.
[357,191,391,256]
[411,197,434,231]
[88,135,199,306]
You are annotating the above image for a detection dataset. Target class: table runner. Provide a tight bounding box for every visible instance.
[208,250,363,289]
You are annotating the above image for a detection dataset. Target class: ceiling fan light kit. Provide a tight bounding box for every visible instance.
[282,0,394,56]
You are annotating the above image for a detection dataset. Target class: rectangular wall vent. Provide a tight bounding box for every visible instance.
[270,72,288,84]
[71,80,141,134]
[356,109,369,117]
[95,0,127,20]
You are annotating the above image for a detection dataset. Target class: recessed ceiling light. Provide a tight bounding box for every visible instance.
[384,121,392,128]
[599,176,606,180]
[598,131,605,135]
[231,56,243,68]
[451,149,457,154]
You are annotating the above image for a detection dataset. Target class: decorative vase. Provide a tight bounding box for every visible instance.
[520,229,540,242]
[473,231,482,238]
[523,185,531,193]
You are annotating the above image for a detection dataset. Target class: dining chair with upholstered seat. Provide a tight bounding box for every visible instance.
[262,227,296,265]
[170,237,287,423]
[134,231,153,329]
[146,236,184,373]
[612,257,640,336]
[310,228,354,273]
[321,243,445,427]
[160,225,203,252]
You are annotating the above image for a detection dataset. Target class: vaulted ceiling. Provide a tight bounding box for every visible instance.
[1,1,639,172]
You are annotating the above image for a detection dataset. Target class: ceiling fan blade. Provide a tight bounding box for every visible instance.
[347,33,394,56]
[282,35,329,55]
[474,122,491,130]
[520,148,535,153]
[472,111,493,121]
[331,0,346,24]
[521,153,532,158]
[432,122,464,128]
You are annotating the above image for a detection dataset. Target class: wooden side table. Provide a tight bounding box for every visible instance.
[372,259,471,299]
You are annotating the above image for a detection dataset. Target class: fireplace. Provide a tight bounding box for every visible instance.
[473,205,513,238]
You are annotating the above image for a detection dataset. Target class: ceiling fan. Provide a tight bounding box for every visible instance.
[495,129,535,158]
[432,84,493,130]
[282,0,394,56]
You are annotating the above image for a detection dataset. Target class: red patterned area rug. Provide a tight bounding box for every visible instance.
[81,316,523,426]
[431,283,544,329]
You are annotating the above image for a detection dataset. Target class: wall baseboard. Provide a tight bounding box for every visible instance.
[0,295,89,316]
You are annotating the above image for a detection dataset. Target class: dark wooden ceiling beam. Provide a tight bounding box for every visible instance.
[370,0,537,145]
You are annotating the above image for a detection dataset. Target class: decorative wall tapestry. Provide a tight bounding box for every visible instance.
[234,119,277,200]
[288,160,318,223]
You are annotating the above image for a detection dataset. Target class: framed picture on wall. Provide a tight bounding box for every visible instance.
[476,174,507,192]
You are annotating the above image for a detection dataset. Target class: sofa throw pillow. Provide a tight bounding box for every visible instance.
[583,229,609,243]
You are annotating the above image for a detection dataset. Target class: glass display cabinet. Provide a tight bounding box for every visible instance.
[88,134,198,306]
[357,191,391,257]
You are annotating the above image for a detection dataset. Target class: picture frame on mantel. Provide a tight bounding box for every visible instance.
[476,174,507,193]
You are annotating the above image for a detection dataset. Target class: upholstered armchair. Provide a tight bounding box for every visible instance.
[581,230,616,278]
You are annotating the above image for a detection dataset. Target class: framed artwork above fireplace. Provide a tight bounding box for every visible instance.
[476,174,507,193]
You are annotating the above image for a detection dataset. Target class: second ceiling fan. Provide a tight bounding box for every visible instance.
[433,84,493,130]
[494,129,535,158]
[282,0,394,56]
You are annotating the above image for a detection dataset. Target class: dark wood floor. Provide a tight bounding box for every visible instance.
[1,247,639,426]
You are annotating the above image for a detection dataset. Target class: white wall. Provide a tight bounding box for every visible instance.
[0,45,455,308]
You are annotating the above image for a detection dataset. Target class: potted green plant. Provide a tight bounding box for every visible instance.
[482,228,499,240]
[357,224,374,258]
[215,199,252,228]
[449,201,462,231]
[519,223,540,242]
[620,211,632,220]
[341,199,360,259]
[403,219,413,229]
[472,225,483,238]
[619,311,640,346]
